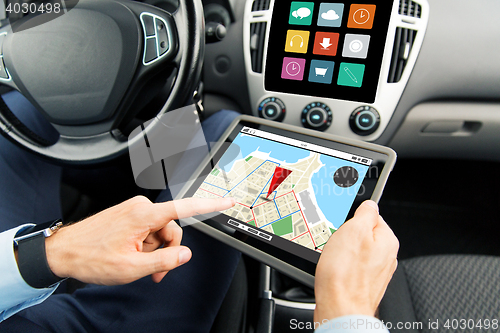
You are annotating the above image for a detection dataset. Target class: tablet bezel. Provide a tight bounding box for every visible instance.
[175,116,396,288]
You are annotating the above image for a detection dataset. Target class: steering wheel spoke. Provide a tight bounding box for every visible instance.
[138,12,177,67]
[0,32,18,91]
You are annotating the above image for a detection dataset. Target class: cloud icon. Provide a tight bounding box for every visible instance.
[321,10,340,21]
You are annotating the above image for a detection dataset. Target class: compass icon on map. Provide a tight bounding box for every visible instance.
[334,166,359,188]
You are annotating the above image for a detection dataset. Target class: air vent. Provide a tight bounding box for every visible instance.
[252,0,271,11]
[388,27,417,83]
[399,0,422,18]
[250,22,267,73]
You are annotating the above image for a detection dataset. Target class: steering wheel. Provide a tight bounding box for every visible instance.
[0,0,204,165]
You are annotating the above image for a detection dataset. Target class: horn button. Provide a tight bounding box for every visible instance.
[3,4,140,125]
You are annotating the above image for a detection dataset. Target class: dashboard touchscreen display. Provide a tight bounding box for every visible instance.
[193,126,375,263]
[264,1,393,103]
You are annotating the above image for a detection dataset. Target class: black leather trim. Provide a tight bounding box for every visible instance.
[164,0,204,111]
[0,96,52,147]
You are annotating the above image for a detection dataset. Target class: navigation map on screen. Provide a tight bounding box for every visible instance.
[194,127,372,253]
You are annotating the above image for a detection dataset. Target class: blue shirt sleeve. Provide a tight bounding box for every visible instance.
[315,315,390,333]
[0,225,59,322]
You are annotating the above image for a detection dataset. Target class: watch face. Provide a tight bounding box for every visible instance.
[334,166,359,188]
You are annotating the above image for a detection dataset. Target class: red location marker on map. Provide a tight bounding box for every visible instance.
[266,167,292,198]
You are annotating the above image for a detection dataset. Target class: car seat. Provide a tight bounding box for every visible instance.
[379,255,500,332]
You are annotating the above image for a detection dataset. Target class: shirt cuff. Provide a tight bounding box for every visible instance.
[315,315,389,333]
[0,224,59,322]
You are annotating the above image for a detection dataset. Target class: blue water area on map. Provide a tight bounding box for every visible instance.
[311,155,369,229]
[220,133,310,172]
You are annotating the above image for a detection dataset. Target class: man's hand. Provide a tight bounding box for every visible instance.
[314,200,399,323]
[44,196,235,285]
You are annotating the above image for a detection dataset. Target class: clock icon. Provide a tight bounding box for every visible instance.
[347,5,375,29]
[353,8,370,24]
[286,61,301,76]
[334,166,359,188]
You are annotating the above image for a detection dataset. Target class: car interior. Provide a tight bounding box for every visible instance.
[1,0,500,332]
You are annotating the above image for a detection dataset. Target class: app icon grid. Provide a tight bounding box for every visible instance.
[281,2,376,88]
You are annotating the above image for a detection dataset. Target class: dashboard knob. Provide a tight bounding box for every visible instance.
[258,97,286,122]
[301,102,332,131]
[349,106,380,136]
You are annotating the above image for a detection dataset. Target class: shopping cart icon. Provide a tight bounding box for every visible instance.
[315,67,328,77]
[308,60,334,84]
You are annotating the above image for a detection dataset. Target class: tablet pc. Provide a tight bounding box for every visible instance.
[176,116,396,287]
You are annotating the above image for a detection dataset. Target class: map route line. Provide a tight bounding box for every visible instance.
[253,200,269,209]
[259,209,300,229]
[316,241,328,248]
[274,190,295,200]
[291,231,309,241]
[224,160,267,196]
[237,202,251,209]
[224,159,278,198]
[291,190,317,248]
[203,182,230,192]
[274,200,281,219]
[249,161,282,207]
[199,188,223,197]
[253,190,295,209]
[251,174,273,207]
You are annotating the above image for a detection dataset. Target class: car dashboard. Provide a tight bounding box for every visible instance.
[4,0,498,331]
[199,0,500,330]
[203,0,500,162]
[243,0,428,142]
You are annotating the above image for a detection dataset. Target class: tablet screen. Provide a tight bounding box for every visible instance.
[264,0,393,103]
[189,122,388,271]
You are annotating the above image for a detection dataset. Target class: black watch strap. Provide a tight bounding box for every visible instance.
[17,232,63,289]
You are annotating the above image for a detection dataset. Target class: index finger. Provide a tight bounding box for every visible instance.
[155,197,236,224]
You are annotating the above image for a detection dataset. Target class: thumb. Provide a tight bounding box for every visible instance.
[351,200,380,229]
[134,246,192,277]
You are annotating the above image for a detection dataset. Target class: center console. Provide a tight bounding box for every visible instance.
[243,0,429,322]
[244,0,429,141]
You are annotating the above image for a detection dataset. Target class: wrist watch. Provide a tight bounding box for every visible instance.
[13,219,66,289]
